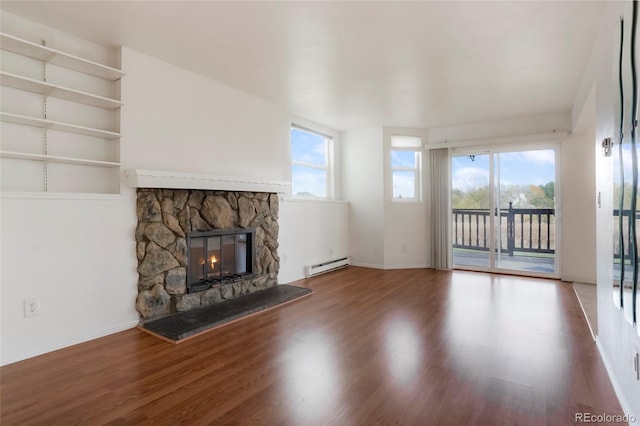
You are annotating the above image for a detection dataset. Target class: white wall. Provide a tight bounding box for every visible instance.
[0,194,139,365]
[120,47,289,181]
[573,1,640,418]
[342,128,385,268]
[278,199,349,283]
[382,203,429,268]
[426,113,571,146]
[560,129,597,283]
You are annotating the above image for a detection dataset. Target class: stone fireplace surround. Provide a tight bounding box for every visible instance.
[135,188,280,320]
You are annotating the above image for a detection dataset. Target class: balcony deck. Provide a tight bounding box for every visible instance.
[453,248,556,273]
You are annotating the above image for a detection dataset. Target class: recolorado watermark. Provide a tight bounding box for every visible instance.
[575,412,637,423]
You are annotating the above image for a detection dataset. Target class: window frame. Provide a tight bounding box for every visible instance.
[290,124,332,199]
[390,135,422,203]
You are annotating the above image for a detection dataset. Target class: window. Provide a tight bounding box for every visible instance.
[391,135,422,201]
[290,125,330,198]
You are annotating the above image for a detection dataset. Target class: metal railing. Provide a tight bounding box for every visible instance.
[452,202,555,256]
[613,209,640,260]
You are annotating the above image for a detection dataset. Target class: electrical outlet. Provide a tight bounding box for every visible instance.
[634,350,640,381]
[24,298,39,318]
[401,245,408,255]
[329,248,334,257]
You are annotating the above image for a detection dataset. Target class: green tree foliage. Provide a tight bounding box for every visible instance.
[541,181,554,200]
[528,185,548,207]
[528,183,554,208]
[452,181,555,209]
[452,187,490,209]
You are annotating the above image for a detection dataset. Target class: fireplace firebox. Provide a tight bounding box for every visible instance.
[186,228,255,293]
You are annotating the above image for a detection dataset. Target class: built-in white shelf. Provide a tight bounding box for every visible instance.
[0,33,124,81]
[1,192,123,200]
[0,72,122,110]
[1,151,120,168]
[1,30,122,195]
[0,112,120,139]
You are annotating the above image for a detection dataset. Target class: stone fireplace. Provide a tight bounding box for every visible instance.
[135,188,280,320]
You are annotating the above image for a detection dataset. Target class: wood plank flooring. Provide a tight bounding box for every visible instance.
[573,282,598,340]
[0,267,623,425]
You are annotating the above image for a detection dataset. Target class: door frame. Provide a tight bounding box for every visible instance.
[450,142,562,279]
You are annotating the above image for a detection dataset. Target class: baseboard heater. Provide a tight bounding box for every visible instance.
[305,257,350,278]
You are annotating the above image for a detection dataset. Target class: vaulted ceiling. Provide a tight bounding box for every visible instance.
[1,1,604,131]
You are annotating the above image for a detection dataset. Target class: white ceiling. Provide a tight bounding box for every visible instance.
[0,1,604,131]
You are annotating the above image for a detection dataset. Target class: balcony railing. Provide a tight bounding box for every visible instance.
[613,209,640,260]
[452,202,555,256]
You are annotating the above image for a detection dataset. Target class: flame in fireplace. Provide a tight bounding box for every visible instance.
[210,255,218,268]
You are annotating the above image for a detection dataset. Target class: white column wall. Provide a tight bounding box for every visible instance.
[342,128,385,268]
[560,130,597,283]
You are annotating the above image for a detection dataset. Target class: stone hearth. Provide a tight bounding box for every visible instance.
[135,188,279,320]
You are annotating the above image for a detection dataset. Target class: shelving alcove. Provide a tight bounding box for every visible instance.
[0,32,124,196]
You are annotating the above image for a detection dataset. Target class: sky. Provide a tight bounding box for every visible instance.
[451,149,556,192]
[291,127,327,197]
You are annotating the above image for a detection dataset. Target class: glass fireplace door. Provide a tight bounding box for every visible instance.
[206,236,221,279]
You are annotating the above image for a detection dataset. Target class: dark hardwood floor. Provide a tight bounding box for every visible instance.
[0,267,623,425]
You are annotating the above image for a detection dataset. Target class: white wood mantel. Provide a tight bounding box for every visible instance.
[123,169,292,194]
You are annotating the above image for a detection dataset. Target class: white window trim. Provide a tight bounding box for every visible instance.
[290,124,332,200]
[391,147,422,202]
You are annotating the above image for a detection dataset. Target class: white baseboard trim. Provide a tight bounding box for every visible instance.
[561,274,596,284]
[350,262,385,269]
[0,320,139,366]
[383,264,430,270]
[595,337,638,423]
[350,262,431,270]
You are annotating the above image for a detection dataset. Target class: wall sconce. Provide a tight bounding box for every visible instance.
[602,137,613,157]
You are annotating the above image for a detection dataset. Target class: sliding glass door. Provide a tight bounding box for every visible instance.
[451,148,558,277]
[451,153,492,269]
